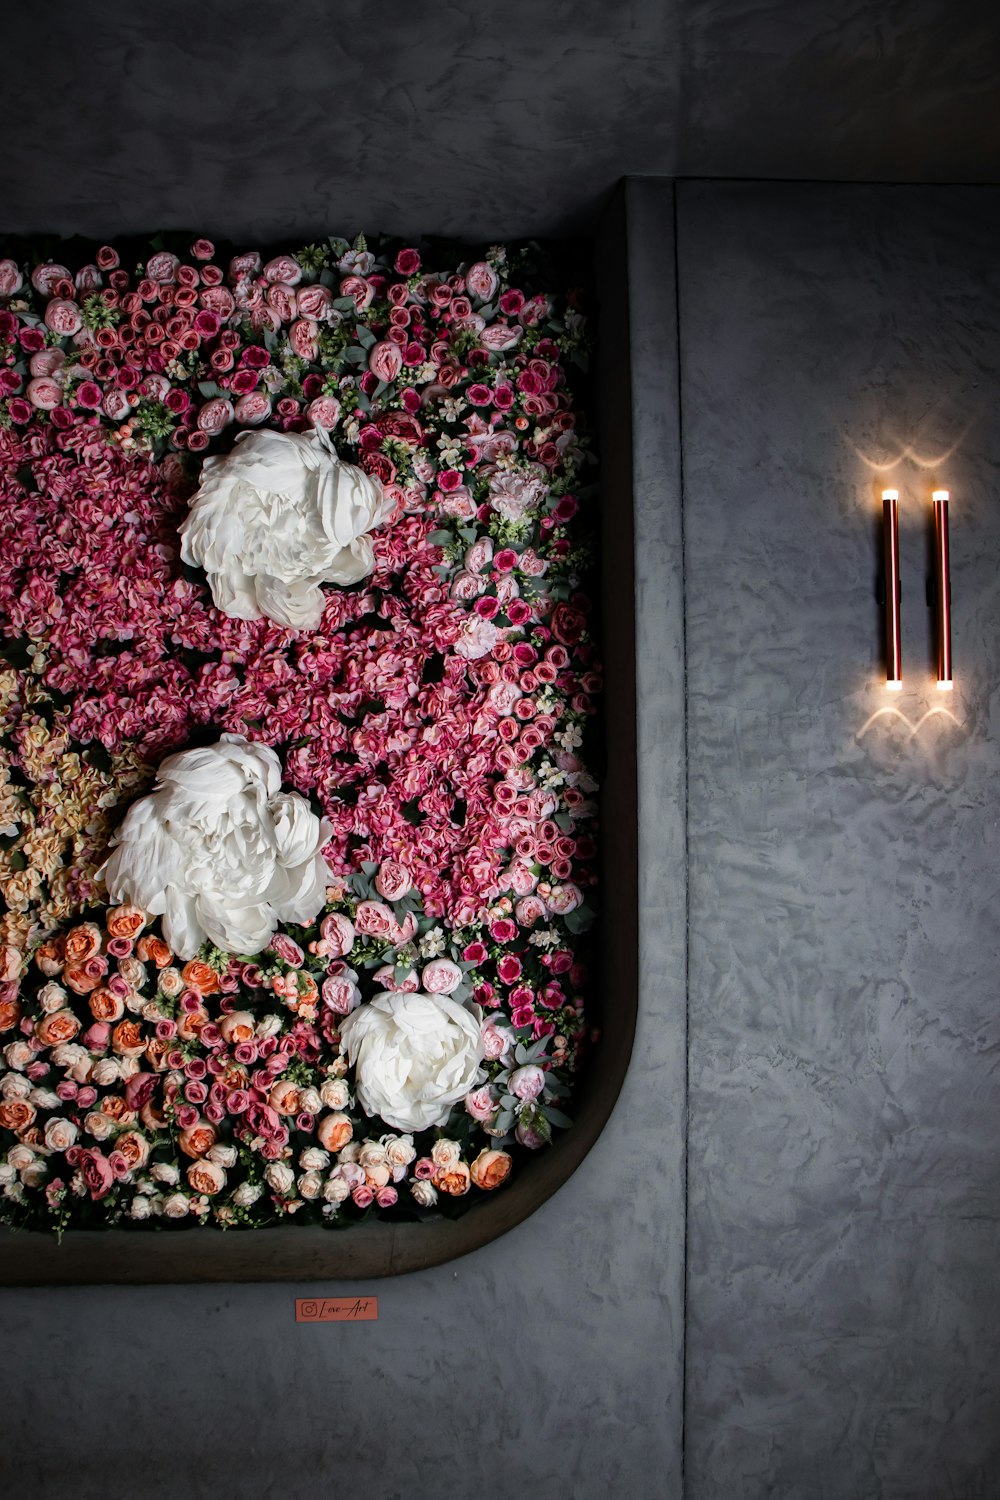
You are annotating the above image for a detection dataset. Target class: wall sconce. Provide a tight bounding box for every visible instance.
[882,489,902,690]
[931,489,952,690]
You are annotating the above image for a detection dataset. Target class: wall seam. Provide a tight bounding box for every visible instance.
[672,176,692,1498]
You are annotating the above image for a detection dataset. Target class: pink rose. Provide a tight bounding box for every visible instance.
[506,862,538,897]
[262,254,302,286]
[144,252,178,284]
[546,883,582,916]
[465,1084,497,1122]
[199,286,235,320]
[95,246,119,270]
[190,238,215,261]
[515,896,548,928]
[397,912,418,945]
[480,321,523,351]
[229,251,261,282]
[339,275,374,312]
[78,1148,114,1200]
[368,340,403,383]
[44,298,83,337]
[481,1019,515,1062]
[371,964,420,992]
[265,282,297,322]
[197,396,234,433]
[375,860,412,902]
[421,958,462,995]
[307,395,341,429]
[103,387,131,420]
[320,912,355,958]
[455,617,498,661]
[296,283,334,321]
[510,1064,545,1102]
[322,970,361,1016]
[354,901,401,943]
[0,259,23,297]
[451,571,487,602]
[26,376,63,410]
[234,391,272,425]
[464,537,493,574]
[466,261,499,301]
[31,263,71,295]
[289,317,318,361]
[394,248,421,276]
[269,933,304,967]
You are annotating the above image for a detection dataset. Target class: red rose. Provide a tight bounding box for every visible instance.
[550,603,586,645]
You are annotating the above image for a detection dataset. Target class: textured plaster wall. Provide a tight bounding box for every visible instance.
[678,181,1000,1500]
[3,0,1000,243]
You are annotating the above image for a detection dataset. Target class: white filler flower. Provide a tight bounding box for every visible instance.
[339,992,485,1132]
[103,734,331,959]
[179,425,391,630]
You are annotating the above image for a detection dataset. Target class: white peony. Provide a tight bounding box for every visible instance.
[179,425,392,630]
[339,991,485,1133]
[103,734,331,960]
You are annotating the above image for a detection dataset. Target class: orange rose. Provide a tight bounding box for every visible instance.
[298,973,319,1004]
[89,986,125,1022]
[100,1095,136,1123]
[137,935,173,968]
[64,964,103,995]
[220,1061,249,1091]
[316,1112,353,1152]
[470,1148,512,1191]
[64,922,102,965]
[269,1079,301,1116]
[0,997,21,1032]
[34,937,65,975]
[144,1038,173,1072]
[111,1019,145,1056]
[186,1159,226,1195]
[0,1099,36,1133]
[181,960,221,995]
[36,1009,81,1046]
[178,1121,217,1158]
[434,1163,472,1196]
[176,1007,209,1042]
[106,905,147,941]
[115,1131,151,1170]
[219,1011,255,1045]
[140,1097,168,1132]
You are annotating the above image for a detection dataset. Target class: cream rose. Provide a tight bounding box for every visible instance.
[339,991,485,1132]
[179,426,392,630]
[103,735,331,959]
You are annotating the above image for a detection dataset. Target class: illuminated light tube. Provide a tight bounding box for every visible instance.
[932,489,953,690]
[882,489,902,689]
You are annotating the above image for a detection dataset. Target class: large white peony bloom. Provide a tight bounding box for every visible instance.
[179,425,391,631]
[339,992,485,1132]
[102,734,332,959]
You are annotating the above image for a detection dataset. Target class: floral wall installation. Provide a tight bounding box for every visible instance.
[0,231,600,1232]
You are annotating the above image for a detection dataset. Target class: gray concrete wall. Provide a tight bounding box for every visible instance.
[4,1,1000,242]
[678,181,1000,1500]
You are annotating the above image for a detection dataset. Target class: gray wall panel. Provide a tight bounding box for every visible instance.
[678,181,1000,1500]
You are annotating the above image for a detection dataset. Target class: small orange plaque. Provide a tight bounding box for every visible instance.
[295,1296,378,1323]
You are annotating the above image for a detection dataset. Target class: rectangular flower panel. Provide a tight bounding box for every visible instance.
[0,232,600,1240]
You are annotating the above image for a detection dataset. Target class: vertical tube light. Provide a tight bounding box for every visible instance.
[932,489,952,690]
[882,489,902,690]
